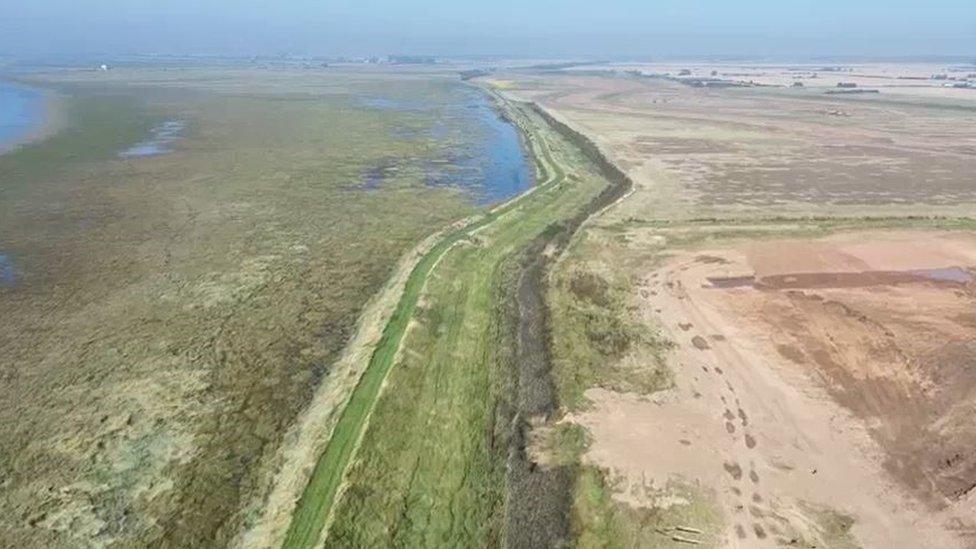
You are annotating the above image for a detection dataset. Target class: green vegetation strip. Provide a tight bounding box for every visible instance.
[282,101,565,548]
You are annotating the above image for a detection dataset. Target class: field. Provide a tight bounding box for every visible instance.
[0,67,484,547]
[496,67,976,547]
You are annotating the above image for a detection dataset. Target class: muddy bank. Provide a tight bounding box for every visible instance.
[506,102,633,547]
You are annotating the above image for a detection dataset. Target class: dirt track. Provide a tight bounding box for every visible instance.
[572,231,976,547]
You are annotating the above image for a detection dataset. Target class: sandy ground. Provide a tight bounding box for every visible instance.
[492,71,976,221]
[571,231,976,548]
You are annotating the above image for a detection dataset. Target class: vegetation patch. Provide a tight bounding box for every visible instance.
[574,467,724,548]
[550,232,673,411]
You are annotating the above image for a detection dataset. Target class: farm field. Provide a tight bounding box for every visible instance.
[496,69,976,547]
[0,67,508,547]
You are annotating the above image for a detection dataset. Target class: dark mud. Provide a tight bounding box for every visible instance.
[507,236,575,548]
[506,102,633,547]
[708,267,973,290]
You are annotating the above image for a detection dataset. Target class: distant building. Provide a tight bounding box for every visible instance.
[836,82,857,88]
[99,64,109,71]
[679,69,692,76]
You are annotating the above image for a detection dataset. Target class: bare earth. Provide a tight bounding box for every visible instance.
[495,71,976,220]
[572,231,976,547]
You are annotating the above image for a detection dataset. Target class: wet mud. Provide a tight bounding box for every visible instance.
[506,102,633,547]
[708,266,973,290]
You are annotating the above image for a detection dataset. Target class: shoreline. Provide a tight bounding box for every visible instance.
[0,80,65,155]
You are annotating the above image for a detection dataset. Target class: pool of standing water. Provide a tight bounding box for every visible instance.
[357,85,533,205]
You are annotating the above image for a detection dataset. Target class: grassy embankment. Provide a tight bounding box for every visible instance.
[282,96,618,547]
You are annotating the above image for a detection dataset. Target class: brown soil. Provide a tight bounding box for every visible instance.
[572,231,976,548]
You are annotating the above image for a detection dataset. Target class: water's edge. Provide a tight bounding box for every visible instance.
[0,80,53,154]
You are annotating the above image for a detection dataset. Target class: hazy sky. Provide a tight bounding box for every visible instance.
[2,0,974,58]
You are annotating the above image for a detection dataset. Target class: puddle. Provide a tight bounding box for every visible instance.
[119,120,185,158]
[0,253,17,286]
[707,275,756,289]
[0,81,46,153]
[359,160,401,190]
[709,267,973,290]
[910,267,973,283]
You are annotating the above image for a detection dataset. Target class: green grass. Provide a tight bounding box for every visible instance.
[282,99,611,547]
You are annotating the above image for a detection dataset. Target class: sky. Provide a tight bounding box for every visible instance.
[1,0,973,59]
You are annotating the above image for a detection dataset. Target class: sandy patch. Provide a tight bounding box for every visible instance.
[572,231,976,548]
